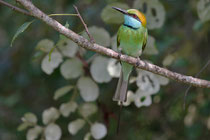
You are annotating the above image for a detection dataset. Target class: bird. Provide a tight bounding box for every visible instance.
[112,7,148,103]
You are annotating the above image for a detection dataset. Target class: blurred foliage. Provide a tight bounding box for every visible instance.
[0,0,210,140]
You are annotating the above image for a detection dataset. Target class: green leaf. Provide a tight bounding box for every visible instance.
[11,20,34,47]
[48,46,57,62]
[17,122,31,131]
[22,112,38,124]
[64,22,69,28]
[54,85,73,100]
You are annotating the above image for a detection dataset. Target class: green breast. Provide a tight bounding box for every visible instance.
[117,25,146,57]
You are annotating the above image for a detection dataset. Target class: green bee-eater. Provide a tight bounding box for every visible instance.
[112,7,148,103]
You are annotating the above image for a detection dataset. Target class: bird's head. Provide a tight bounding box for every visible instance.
[112,7,146,29]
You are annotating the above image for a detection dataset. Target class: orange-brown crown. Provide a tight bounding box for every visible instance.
[127,9,147,27]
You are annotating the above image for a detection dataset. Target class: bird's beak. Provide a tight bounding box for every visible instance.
[112,7,128,15]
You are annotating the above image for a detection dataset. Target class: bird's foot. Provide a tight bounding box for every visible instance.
[117,48,122,60]
[136,57,141,67]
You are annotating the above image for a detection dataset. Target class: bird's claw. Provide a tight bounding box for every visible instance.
[118,48,122,60]
[136,57,141,67]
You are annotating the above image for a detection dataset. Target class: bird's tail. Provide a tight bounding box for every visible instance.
[113,71,128,102]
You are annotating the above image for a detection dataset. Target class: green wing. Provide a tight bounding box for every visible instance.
[117,33,120,48]
[116,26,121,49]
[142,29,148,52]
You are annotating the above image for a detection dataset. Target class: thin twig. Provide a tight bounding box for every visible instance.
[86,53,99,63]
[0,0,32,16]
[76,52,89,68]
[73,5,95,44]
[48,13,78,17]
[80,114,93,125]
[70,87,78,101]
[183,59,210,109]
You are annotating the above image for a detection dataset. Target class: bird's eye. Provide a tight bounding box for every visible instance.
[132,14,137,19]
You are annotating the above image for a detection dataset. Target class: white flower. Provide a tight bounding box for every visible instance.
[53,85,73,100]
[134,88,152,108]
[133,0,165,29]
[82,26,111,47]
[22,113,37,124]
[90,56,112,83]
[118,90,135,106]
[184,114,194,126]
[36,39,54,52]
[77,77,99,102]
[42,107,60,125]
[107,59,121,78]
[68,119,85,135]
[60,58,83,80]
[207,117,210,130]
[79,103,98,117]
[41,52,63,75]
[26,126,42,140]
[90,123,107,140]
[136,68,169,95]
[57,37,78,58]
[44,123,61,140]
[136,70,160,95]
[84,132,91,140]
[197,0,210,22]
[59,101,78,117]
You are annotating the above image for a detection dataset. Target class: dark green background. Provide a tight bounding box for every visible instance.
[0,0,210,139]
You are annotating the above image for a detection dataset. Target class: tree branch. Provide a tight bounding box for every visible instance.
[14,0,210,88]
[0,0,32,16]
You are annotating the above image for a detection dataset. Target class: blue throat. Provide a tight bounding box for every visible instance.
[124,15,141,29]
